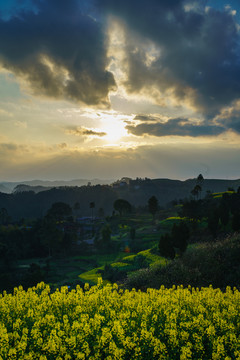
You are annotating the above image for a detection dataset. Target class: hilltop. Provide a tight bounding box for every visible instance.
[0,177,240,220]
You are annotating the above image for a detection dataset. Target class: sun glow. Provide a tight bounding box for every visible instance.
[101,114,129,143]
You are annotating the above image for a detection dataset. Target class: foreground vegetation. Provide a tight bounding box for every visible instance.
[0,282,240,359]
[124,233,240,290]
[1,184,240,291]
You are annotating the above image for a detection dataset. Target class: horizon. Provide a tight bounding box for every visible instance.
[1,175,240,184]
[0,0,240,180]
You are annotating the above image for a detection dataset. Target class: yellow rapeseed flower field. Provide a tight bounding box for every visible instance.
[0,280,240,359]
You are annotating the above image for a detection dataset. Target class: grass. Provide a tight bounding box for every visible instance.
[78,252,132,285]
[79,268,107,285]
[79,247,167,285]
[122,254,137,262]
[111,262,131,268]
[123,249,166,267]
[138,249,167,266]
[212,190,235,199]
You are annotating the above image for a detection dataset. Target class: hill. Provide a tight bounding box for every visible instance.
[0,178,114,193]
[0,177,240,220]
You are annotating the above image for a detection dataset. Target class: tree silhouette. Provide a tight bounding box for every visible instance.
[197,174,204,184]
[37,217,63,256]
[73,202,80,216]
[191,185,202,200]
[98,207,105,219]
[46,202,72,222]
[219,205,229,228]
[171,222,189,254]
[0,208,9,225]
[159,233,175,259]
[232,212,240,231]
[90,202,95,221]
[208,211,219,238]
[113,199,132,216]
[148,196,158,218]
[95,223,112,251]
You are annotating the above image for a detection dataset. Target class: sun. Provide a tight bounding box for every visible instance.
[101,115,128,143]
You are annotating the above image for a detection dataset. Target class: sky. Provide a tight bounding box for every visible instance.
[0,0,240,181]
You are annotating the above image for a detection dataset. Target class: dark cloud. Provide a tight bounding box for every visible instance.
[66,126,106,137]
[0,0,116,106]
[2,0,240,122]
[81,129,107,137]
[99,0,240,116]
[126,117,225,137]
[133,115,161,122]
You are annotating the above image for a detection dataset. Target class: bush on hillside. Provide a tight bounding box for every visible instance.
[125,233,240,290]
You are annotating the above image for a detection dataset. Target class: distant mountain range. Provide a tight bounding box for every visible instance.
[0,178,115,194]
[0,177,240,221]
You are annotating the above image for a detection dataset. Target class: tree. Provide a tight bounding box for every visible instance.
[95,223,112,251]
[190,175,204,200]
[101,224,111,244]
[46,202,72,222]
[98,207,105,219]
[90,201,95,218]
[133,254,149,270]
[148,196,158,218]
[208,211,219,238]
[232,212,240,231]
[230,193,240,215]
[191,185,202,200]
[159,233,175,259]
[0,208,9,225]
[36,217,63,256]
[90,202,95,234]
[178,199,204,223]
[113,199,132,216]
[73,202,80,216]
[197,174,204,184]
[171,222,189,254]
[191,187,198,199]
[219,205,229,228]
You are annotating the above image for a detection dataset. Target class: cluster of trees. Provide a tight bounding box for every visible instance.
[0,185,117,221]
[179,189,240,238]
[159,222,190,259]
[190,174,204,199]
[0,202,82,291]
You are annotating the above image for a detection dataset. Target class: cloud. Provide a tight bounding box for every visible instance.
[214,100,240,133]
[66,126,107,137]
[0,0,116,107]
[133,114,169,123]
[99,0,240,116]
[58,142,67,149]
[14,120,27,128]
[0,108,13,117]
[126,116,225,137]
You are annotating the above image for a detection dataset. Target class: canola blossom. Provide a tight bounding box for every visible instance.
[0,281,240,359]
